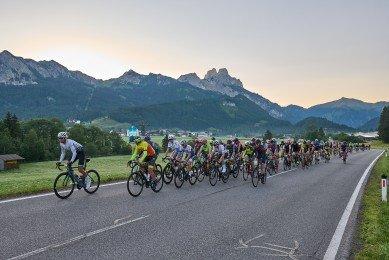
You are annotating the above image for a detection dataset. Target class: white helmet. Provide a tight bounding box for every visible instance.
[168,134,175,141]
[245,141,250,146]
[58,132,68,139]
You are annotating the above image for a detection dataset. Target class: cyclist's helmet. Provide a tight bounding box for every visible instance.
[144,133,151,141]
[57,132,68,139]
[244,141,250,146]
[213,140,219,146]
[134,136,142,144]
[168,134,175,141]
[227,139,232,145]
[181,140,187,147]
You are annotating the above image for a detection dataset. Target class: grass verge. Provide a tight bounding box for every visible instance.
[355,142,389,258]
[0,154,167,199]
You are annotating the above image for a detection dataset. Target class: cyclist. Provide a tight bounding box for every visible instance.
[242,141,255,165]
[197,138,211,159]
[167,134,182,161]
[181,140,195,168]
[254,139,266,172]
[210,140,228,173]
[233,138,243,154]
[129,136,157,181]
[291,139,300,165]
[57,132,90,188]
[225,140,236,159]
[340,141,348,159]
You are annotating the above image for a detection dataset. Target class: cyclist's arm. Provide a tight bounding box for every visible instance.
[59,145,66,162]
[139,151,147,162]
[69,145,77,163]
[129,147,139,161]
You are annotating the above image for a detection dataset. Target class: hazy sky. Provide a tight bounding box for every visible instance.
[1,0,388,107]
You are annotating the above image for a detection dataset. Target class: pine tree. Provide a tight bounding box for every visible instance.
[378,106,389,143]
[3,112,21,138]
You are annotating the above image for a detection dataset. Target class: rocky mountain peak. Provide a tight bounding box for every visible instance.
[218,68,229,75]
[115,69,143,85]
[178,73,204,89]
[204,68,217,79]
[0,50,14,58]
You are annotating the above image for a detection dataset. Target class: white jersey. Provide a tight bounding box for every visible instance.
[182,145,194,158]
[168,140,182,153]
[59,139,83,163]
[214,144,227,155]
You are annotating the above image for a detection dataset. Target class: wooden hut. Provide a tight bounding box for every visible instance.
[0,154,25,170]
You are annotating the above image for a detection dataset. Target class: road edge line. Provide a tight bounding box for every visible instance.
[0,181,127,205]
[323,150,384,260]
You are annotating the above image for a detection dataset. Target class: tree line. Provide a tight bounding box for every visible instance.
[0,112,129,162]
[378,106,389,143]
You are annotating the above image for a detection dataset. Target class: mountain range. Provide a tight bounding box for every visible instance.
[0,50,387,134]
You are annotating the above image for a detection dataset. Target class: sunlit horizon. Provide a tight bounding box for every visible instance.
[1,0,388,107]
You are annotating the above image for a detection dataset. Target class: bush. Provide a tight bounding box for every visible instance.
[0,112,129,162]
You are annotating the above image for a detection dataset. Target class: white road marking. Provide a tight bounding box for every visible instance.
[113,214,133,224]
[236,234,300,260]
[8,215,149,260]
[238,234,265,247]
[0,181,127,205]
[323,151,384,260]
[268,168,297,178]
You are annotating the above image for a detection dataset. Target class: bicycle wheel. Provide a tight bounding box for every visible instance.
[151,168,163,193]
[283,159,288,171]
[242,164,249,181]
[174,169,185,188]
[54,172,75,199]
[197,166,205,182]
[260,170,267,184]
[221,168,229,183]
[127,171,144,197]
[209,167,218,186]
[232,164,239,178]
[84,170,100,194]
[188,168,198,185]
[163,163,174,184]
[251,167,259,187]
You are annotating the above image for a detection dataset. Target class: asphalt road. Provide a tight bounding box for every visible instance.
[0,149,382,260]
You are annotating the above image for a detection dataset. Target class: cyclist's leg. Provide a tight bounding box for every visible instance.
[76,150,86,177]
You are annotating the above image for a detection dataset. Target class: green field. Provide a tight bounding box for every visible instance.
[0,154,167,199]
[0,135,252,199]
[355,141,389,258]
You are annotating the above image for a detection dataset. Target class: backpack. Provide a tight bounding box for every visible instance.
[151,141,161,155]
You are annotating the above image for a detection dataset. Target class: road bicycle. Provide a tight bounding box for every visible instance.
[53,158,100,199]
[174,161,198,188]
[127,161,163,197]
[242,158,264,187]
[162,157,181,184]
[209,160,230,186]
[283,154,292,171]
[341,150,347,164]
